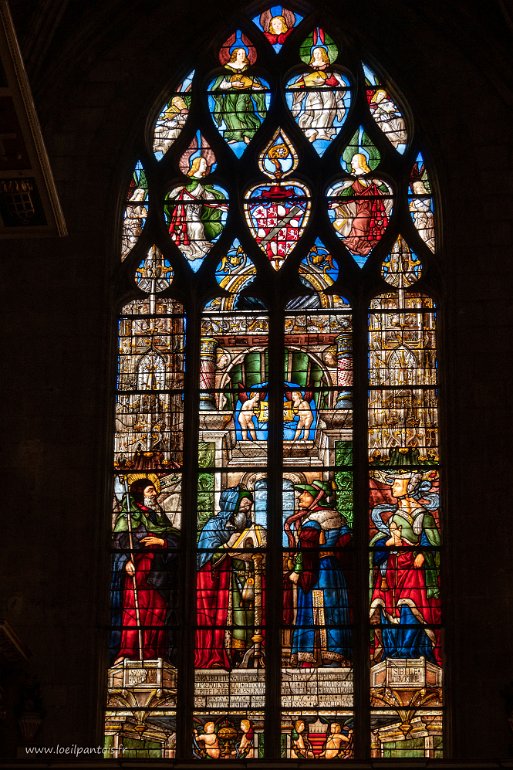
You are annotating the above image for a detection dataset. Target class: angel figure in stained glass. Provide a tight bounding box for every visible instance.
[210,35,268,148]
[257,6,299,49]
[264,13,291,44]
[369,88,407,150]
[410,178,435,252]
[329,153,391,258]
[289,30,347,142]
[166,153,226,267]
[154,95,189,155]
[122,186,147,256]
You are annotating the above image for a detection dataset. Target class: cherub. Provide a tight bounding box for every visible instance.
[237,385,267,440]
[287,389,314,440]
[193,722,220,759]
[322,722,352,759]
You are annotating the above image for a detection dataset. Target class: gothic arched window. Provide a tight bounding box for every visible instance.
[105,5,442,760]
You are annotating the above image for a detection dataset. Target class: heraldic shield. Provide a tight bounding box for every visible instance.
[244,181,311,271]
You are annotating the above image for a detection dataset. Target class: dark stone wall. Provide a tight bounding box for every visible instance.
[2,0,513,760]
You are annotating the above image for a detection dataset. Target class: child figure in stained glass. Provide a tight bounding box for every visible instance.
[289,390,313,440]
[238,391,265,440]
[193,722,221,759]
[235,719,255,758]
[290,720,314,759]
[321,723,352,759]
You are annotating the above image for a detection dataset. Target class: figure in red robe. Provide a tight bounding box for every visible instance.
[110,478,179,665]
[195,486,254,669]
[370,471,441,665]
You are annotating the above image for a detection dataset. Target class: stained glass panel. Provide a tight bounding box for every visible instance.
[252,7,303,52]
[153,70,194,160]
[327,130,393,267]
[285,28,351,155]
[409,153,435,252]
[363,64,407,154]
[121,160,148,259]
[109,6,443,759]
[368,293,437,464]
[194,303,268,759]
[368,283,442,758]
[107,292,184,755]
[280,278,354,757]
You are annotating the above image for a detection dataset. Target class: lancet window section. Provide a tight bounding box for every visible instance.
[105,5,442,761]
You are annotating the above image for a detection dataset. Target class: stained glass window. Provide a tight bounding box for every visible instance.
[106,5,442,761]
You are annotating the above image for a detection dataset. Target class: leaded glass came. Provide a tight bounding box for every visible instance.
[106,4,442,760]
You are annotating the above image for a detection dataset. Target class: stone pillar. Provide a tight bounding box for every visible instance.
[336,331,353,408]
[199,337,218,411]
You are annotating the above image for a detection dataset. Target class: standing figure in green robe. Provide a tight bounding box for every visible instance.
[210,47,268,146]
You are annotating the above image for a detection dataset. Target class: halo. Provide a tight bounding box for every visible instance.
[126,473,161,493]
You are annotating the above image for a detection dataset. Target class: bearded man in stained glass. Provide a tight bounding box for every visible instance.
[110,476,179,664]
[195,486,255,669]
